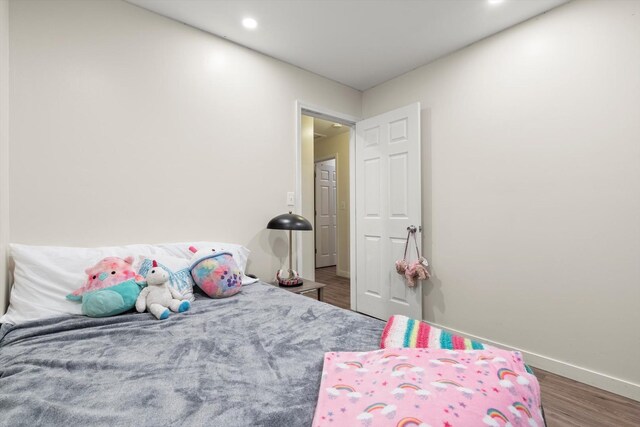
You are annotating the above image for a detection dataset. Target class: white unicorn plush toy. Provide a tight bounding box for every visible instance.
[136,260,191,320]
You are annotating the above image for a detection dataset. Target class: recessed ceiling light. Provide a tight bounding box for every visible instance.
[488,0,505,4]
[332,123,342,128]
[242,17,258,29]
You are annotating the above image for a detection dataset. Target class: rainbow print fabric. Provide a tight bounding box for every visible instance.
[381,315,488,350]
[312,347,544,427]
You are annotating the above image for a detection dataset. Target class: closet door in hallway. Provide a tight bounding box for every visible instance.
[315,159,337,268]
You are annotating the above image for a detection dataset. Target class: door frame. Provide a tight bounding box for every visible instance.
[295,101,359,310]
[314,155,338,270]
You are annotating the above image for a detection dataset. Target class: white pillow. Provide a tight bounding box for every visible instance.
[1,243,169,325]
[1,241,258,325]
[156,241,258,285]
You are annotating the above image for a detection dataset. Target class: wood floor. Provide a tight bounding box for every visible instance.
[312,266,640,427]
[315,266,350,310]
[533,367,640,426]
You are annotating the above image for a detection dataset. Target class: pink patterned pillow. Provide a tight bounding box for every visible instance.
[312,347,543,427]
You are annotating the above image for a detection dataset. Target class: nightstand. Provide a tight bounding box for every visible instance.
[272,279,326,302]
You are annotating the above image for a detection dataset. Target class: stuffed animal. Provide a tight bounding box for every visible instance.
[136,260,190,320]
[395,230,431,288]
[401,258,430,287]
[67,257,146,318]
[188,246,242,298]
[70,256,143,296]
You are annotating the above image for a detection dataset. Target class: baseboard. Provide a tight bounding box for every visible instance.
[336,268,350,279]
[427,321,640,402]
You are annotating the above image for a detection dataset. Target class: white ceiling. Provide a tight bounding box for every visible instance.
[312,117,350,141]
[127,0,570,91]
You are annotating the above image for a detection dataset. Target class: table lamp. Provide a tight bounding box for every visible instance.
[267,211,313,287]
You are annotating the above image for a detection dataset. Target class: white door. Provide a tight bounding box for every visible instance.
[355,102,422,320]
[315,159,337,268]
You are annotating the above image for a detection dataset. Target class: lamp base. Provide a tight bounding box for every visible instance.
[276,269,304,287]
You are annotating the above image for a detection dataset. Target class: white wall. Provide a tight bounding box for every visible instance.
[5,0,361,301]
[363,0,640,399]
[0,0,9,313]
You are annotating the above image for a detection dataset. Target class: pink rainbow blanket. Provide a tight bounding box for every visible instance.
[312,347,544,427]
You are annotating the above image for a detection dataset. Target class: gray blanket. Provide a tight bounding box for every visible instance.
[0,282,384,426]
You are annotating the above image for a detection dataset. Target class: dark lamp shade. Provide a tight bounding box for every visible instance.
[266,212,312,231]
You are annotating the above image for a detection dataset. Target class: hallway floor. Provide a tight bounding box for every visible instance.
[314,266,350,310]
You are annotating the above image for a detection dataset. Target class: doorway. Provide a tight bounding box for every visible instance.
[300,112,353,310]
[296,101,423,321]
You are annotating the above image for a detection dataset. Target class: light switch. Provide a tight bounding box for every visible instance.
[287,192,295,206]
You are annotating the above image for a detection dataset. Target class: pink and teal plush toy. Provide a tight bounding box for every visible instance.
[67,256,145,318]
[188,246,242,298]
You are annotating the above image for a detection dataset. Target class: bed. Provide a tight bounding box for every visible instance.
[1,241,547,427]
[0,282,384,426]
